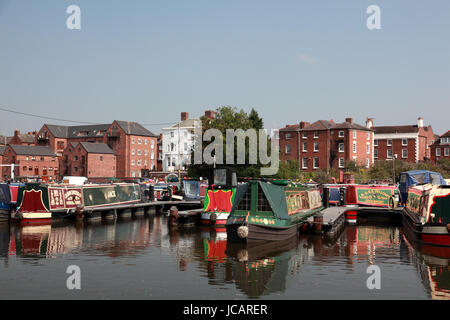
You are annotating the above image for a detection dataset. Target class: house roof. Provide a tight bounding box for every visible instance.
[0,146,6,155]
[9,145,56,157]
[79,142,115,154]
[440,130,450,138]
[170,119,201,129]
[332,121,372,131]
[16,133,36,143]
[373,125,419,134]
[114,121,158,137]
[0,136,12,145]
[300,120,335,131]
[281,119,373,133]
[44,124,111,138]
[279,124,300,132]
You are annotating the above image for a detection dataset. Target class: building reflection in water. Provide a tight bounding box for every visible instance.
[0,216,448,299]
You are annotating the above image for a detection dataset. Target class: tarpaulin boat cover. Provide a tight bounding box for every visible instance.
[259,182,290,220]
[399,170,447,201]
[0,184,11,204]
[231,181,290,221]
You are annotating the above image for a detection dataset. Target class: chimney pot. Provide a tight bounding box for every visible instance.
[204,110,215,120]
[417,117,424,128]
[181,112,189,121]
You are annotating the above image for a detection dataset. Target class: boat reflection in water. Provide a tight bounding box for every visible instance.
[1,217,153,259]
[401,222,450,299]
[0,215,449,299]
[226,236,302,298]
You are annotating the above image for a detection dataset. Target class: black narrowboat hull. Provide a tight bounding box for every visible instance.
[227,222,301,243]
[402,208,450,247]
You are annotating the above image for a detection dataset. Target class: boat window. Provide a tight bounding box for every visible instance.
[213,169,227,186]
[257,185,271,212]
[430,173,441,185]
[231,172,237,187]
[237,187,251,211]
[412,173,426,184]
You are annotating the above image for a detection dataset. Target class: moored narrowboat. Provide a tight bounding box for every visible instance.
[11,183,142,223]
[226,180,323,243]
[200,168,237,226]
[403,183,450,247]
[345,185,400,208]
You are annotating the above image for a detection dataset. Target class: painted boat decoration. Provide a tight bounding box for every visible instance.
[345,185,399,208]
[226,180,323,243]
[403,183,450,247]
[11,183,142,223]
[200,168,237,226]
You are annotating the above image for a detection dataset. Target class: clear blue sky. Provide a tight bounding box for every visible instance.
[0,0,449,136]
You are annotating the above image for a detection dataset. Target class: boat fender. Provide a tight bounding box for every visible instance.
[237,226,248,239]
[14,212,23,220]
[210,213,217,225]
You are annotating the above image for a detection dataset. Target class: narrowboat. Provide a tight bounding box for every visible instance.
[403,183,450,247]
[0,184,12,221]
[11,183,142,224]
[200,168,237,226]
[399,170,446,205]
[226,180,323,243]
[345,184,400,208]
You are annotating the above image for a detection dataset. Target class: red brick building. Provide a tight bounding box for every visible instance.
[8,130,37,146]
[370,117,435,163]
[2,145,58,181]
[105,121,158,178]
[156,133,163,171]
[61,142,116,178]
[36,120,158,179]
[279,118,374,172]
[36,124,111,156]
[430,130,450,164]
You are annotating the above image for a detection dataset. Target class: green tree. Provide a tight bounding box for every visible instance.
[188,106,270,178]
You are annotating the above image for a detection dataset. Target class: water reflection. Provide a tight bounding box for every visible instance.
[0,216,448,299]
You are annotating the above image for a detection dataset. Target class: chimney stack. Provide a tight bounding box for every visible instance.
[181,112,189,121]
[417,117,424,128]
[14,129,20,137]
[204,110,215,120]
[365,118,374,129]
[345,118,353,124]
[299,121,310,129]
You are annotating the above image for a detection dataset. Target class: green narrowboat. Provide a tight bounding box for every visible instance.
[11,183,142,224]
[226,180,323,243]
